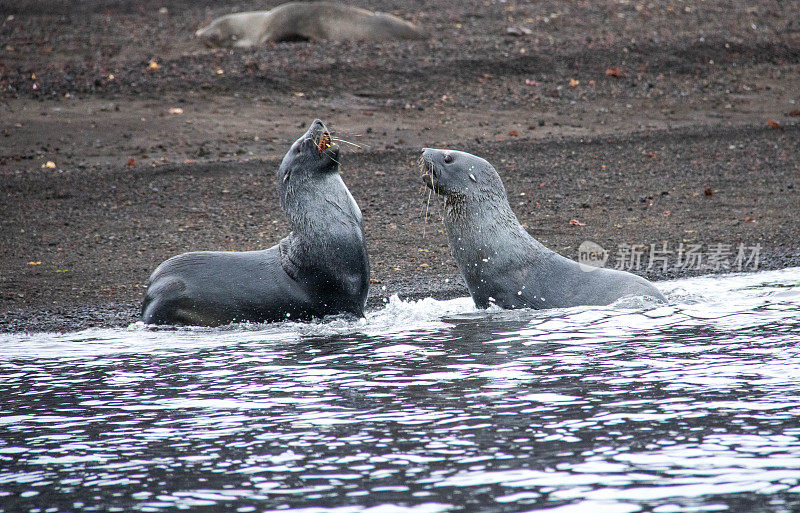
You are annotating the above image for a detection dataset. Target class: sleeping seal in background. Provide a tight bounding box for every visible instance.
[419,148,666,310]
[195,2,423,47]
[142,120,370,326]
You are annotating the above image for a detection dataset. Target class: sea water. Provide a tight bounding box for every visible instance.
[1,268,799,513]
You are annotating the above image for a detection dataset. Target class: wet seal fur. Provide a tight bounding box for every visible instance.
[195,2,423,47]
[142,120,369,326]
[420,148,666,309]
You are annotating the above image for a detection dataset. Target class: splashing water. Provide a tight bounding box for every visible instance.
[1,268,799,512]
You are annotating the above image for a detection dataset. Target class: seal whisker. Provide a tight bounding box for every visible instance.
[423,187,433,238]
[330,138,362,149]
[334,135,373,150]
[322,150,342,166]
[417,184,427,215]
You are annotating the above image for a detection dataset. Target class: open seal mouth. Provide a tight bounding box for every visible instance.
[312,127,339,162]
[316,131,332,153]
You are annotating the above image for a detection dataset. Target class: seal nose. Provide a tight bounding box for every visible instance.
[309,119,328,141]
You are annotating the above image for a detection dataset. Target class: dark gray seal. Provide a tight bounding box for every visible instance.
[195,2,423,47]
[141,120,369,326]
[419,148,666,309]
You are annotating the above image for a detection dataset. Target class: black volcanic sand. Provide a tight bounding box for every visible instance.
[1,0,798,332]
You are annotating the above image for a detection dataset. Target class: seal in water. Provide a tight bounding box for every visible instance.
[195,2,423,47]
[141,120,370,326]
[419,148,666,309]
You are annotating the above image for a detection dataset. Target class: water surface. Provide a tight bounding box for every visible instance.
[2,269,800,512]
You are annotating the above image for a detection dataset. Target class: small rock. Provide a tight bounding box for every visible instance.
[506,26,532,36]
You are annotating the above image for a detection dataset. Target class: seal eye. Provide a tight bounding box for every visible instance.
[443,154,453,164]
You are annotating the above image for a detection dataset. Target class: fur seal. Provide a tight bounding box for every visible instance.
[419,148,666,309]
[142,120,369,326]
[195,2,423,47]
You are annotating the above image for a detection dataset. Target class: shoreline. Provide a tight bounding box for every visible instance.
[4,259,799,334]
[2,1,798,333]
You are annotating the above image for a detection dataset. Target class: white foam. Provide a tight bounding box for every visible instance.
[2,268,799,357]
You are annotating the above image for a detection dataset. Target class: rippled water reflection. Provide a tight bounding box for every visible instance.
[2,269,800,512]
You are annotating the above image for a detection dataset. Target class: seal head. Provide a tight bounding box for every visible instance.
[420,149,506,203]
[278,119,340,196]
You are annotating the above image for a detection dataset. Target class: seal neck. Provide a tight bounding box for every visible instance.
[279,171,368,308]
[443,193,520,238]
[281,172,363,244]
[442,194,545,270]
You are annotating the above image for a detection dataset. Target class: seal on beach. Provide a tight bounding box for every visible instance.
[419,148,666,309]
[195,2,423,47]
[141,120,370,326]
